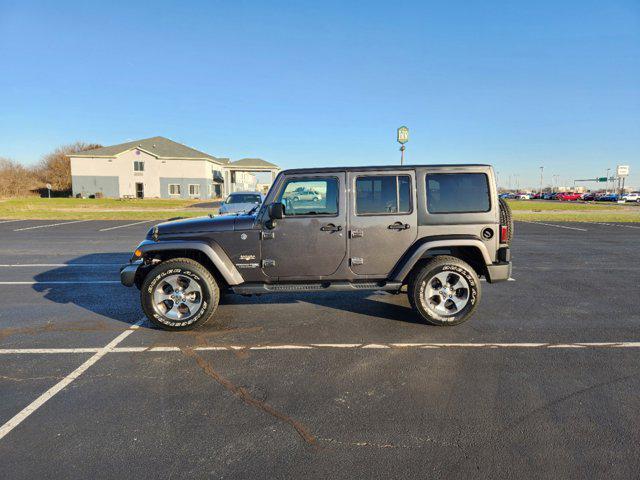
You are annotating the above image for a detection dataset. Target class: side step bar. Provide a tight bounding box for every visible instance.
[230,281,403,295]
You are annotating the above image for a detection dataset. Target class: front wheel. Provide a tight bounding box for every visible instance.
[408,256,481,326]
[141,258,220,330]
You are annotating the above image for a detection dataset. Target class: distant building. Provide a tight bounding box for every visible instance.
[68,136,280,199]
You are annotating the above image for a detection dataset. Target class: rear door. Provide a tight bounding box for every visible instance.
[347,170,417,276]
[261,173,347,279]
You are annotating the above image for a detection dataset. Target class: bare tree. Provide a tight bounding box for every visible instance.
[37,141,102,192]
[0,157,38,197]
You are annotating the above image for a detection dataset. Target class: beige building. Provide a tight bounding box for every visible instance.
[69,136,280,199]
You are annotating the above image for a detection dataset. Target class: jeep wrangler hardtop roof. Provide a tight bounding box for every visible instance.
[282,164,491,175]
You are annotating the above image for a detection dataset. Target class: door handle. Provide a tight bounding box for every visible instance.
[320,223,342,232]
[388,222,410,231]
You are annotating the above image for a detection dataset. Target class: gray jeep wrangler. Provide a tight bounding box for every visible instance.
[121,165,513,330]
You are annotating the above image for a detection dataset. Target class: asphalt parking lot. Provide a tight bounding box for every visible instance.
[0,218,639,479]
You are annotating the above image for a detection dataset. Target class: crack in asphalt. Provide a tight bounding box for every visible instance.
[179,346,317,447]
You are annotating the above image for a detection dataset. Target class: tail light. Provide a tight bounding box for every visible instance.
[500,225,508,243]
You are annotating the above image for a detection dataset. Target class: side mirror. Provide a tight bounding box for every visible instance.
[268,202,285,220]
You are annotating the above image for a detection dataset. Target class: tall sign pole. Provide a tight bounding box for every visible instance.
[616,165,629,199]
[539,166,544,195]
[397,126,409,165]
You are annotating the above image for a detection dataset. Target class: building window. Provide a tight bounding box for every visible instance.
[189,184,200,196]
[134,161,145,172]
[169,184,181,195]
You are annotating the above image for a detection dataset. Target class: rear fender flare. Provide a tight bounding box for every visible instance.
[391,238,492,282]
[139,241,244,285]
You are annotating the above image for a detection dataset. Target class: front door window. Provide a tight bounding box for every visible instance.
[278,178,339,216]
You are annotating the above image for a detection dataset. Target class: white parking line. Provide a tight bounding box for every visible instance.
[1,342,640,354]
[0,219,27,224]
[13,220,90,231]
[0,320,143,441]
[98,220,155,232]
[0,281,121,285]
[517,220,587,231]
[589,222,640,230]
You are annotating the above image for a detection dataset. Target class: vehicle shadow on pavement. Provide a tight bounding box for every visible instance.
[32,253,422,328]
[32,253,142,327]
[222,291,424,325]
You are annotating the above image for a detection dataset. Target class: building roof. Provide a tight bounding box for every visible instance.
[69,136,229,164]
[228,158,279,169]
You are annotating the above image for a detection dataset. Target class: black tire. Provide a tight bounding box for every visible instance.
[408,256,481,326]
[141,258,220,331]
[498,197,514,244]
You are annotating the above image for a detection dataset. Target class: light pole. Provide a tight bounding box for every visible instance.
[539,166,544,195]
[606,168,610,193]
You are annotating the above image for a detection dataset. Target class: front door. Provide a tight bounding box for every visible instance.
[135,182,144,199]
[347,171,418,276]
[261,173,347,279]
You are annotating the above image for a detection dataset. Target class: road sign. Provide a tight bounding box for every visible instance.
[597,177,607,182]
[616,165,629,177]
[46,183,52,190]
[397,126,409,144]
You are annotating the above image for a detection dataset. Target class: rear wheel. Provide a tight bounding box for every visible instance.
[141,258,219,331]
[408,256,480,326]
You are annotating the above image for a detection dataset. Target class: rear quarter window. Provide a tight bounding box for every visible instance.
[426,173,490,213]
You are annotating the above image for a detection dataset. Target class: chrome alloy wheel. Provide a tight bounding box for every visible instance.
[152,274,203,321]
[422,271,470,317]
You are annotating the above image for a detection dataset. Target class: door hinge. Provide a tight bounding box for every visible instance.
[262,259,276,268]
[261,231,275,240]
[350,257,364,266]
[349,229,364,238]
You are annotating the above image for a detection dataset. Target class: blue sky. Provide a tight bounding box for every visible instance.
[1,0,638,188]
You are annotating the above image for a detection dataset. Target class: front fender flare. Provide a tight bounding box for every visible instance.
[138,240,244,285]
[390,238,492,282]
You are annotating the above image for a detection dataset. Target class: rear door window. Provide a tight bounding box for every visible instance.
[355,175,412,215]
[426,173,490,213]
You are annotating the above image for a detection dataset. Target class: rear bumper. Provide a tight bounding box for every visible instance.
[486,262,512,283]
[120,260,142,287]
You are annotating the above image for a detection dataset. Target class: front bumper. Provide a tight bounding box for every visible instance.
[120,260,142,287]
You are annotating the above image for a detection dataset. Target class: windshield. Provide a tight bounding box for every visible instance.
[226,194,262,204]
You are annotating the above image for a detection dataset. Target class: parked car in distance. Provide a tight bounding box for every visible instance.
[517,193,531,200]
[218,191,264,215]
[556,192,582,201]
[622,192,640,202]
[581,193,597,201]
[284,187,322,202]
[597,193,619,202]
